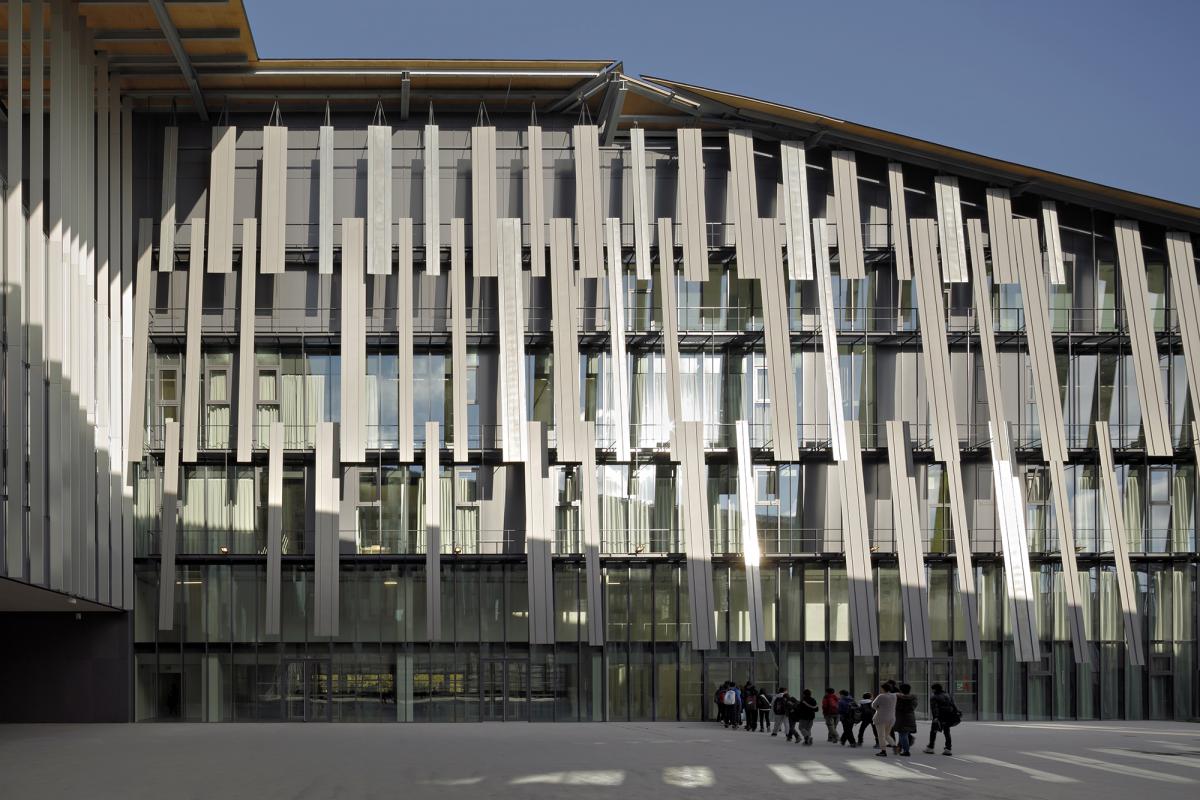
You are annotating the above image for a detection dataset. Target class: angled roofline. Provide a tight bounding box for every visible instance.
[641,74,1200,234]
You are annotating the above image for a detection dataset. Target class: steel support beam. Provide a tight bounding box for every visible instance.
[147,0,209,120]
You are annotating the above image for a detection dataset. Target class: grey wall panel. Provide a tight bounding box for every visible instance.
[450,218,469,462]
[1014,218,1068,463]
[397,218,415,461]
[813,219,847,462]
[605,218,632,462]
[1114,219,1172,456]
[318,125,334,274]
[910,217,981,659]
[887,163,912,280]
[759,220,799,461]
[159,126,178,270]
[985,188,1018,284]
[423,124,441,273]
[579,422,604,646]
[574,124,604,278]
[497,218,529,462]
[728,130,760,279]
[260,126,287,274]
[182,218,206,463]
[885,421,932,659]
[126,218,154,461]
[425,421,442,640]
[206,126,236,273]
[676,128,709,282]
[1096,421,1147,667]
[934,176,967,282]
[550,218,583,461]
[989,422,1041,663]
[1167,232,1200,424]
[839,420,880,657]
[780,141,813,279]
[156,422,181,630]
[734,421,766,652]
[236,218,257,462]
[524,422,555,645]
[526,126,546,276]
[472,125,498,277]
[678,421,717,651]
[831,150,865,279]
[1041,200,1066,285]
[658,218,684,459]
[265,422,283,637]
[340,217,366,462]
[629,127,652,280]
[367,125,393,276]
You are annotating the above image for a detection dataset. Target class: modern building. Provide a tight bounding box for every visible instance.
[0,1,1197,724]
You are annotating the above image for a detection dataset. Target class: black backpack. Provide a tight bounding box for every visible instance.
[773,695,787,715]
[939,696,963,727]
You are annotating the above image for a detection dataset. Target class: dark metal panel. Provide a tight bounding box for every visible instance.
[156,422,180,630]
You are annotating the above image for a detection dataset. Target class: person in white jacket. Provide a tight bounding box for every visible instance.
[870,683,897,757]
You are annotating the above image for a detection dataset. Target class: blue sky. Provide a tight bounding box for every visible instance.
[244,0,1200,206]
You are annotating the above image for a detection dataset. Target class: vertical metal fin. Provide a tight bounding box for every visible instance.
[397,218,415,461]
[260,125,288,274]
[985,188,1018,284]
[573,124,604,278]
[527,125,546,276]
[423,124,440,272]
[450,218,469,462]
[157,421,181,630]
[839,420,880,656]
[1114,219,1173,456]
[367,125,393,275]
[579,422,605,646]
[497,218,529,462]
[206,125,236,273]
[658,219,684,459]
[780,141,813,279]
[127,218,155,460]
[728,129,760,278]
[236,218,257,462]
[318,125,334,274]
[1095,422,1147,666]
[264,421,283,637]
[678,420,717,650]
[887,163,912,280]
[759,220,799,461]
[830,150,865,279]
[550,218,582,461]
[734,421,766,652]
[182,218,205,463]
[339,217,366,462]
[525,422,556,645]
[1041,200,1066,285]
[885,421,932,659]
[934,176,967,283]
[425,421,442,640]
[605,218,632,461]
[676,128,709,282]
[630,127,652,280]
[159,126,178,271]
[813,219,847,462]
[1167,233,1200,425]
[471,125,497,276]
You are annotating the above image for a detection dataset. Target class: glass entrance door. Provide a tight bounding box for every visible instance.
[283,660,332,722]
[705,659,755,721]
[907,659,952,720]
[481,658,529,721]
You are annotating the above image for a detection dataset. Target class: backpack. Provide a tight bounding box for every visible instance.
[773,696,786,715]
[850,703,863,723]
[745,693,756,709]
[723,689,737,705]
[941,698,963,727]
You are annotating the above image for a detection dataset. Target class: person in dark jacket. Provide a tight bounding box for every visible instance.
[893,682,918,756]
[794,689,819,745]
[757,688,772,732]
[923,683,957,755]
[836,690,859,746]
[743,682,758,731]
[857,692,877,747]
[771,689,790,736]
[820,688,840,742]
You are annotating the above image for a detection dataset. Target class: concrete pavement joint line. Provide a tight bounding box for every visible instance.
[1091,748,1200,769]
[1024,751,1194,784]
[960,754,1079,782]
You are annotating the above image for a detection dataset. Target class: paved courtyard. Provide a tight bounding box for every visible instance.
[1,720,1197,799]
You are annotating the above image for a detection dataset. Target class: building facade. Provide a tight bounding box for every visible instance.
[0,2,1197,723]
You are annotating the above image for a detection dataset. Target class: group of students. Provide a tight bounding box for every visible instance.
[714,680,961,757]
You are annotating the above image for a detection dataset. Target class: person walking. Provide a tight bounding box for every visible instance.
[893,682,918,757]
[923,683,959,755]
[771,688,790,737]
[857,692,877,747]
[743,682,758,731]
[719,682,739,728]
[795,689,819,745]
[757,688,772,732]
[715,682,728,724]
[837,690,859,747]
[820,688,840,743]
[870,683,897,757]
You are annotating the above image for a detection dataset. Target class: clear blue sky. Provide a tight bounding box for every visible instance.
[244,0,1200,207]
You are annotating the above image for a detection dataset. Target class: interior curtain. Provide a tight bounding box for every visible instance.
[231,469,257,552]
[598,464,626,551]
[305,373,327,443]
[1171,467,1195,553]
[1122,467,1144,553]
[179,468,208,553]
[282,373,305,448]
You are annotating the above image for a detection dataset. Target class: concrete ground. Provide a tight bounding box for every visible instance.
[0,720,1197,800]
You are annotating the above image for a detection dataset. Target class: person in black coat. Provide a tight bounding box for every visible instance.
[923,683,957,755]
